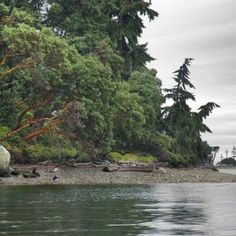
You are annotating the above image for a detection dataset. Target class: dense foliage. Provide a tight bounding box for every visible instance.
[0,1,219,166]
[219,158,236,166]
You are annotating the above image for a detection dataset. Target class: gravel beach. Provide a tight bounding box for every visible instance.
[1,164,236,186]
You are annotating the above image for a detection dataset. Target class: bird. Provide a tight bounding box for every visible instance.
[53,175,59,181]
[22,167,40,178]
[32,167,40,177]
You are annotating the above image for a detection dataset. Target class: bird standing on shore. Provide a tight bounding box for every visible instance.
[32,167,40,177]
[22,167,40,178]
[53,175,59,181]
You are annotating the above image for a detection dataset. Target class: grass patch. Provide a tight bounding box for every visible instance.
[110,152,156,163]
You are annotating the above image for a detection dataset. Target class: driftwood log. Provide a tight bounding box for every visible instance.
[103,164,154,173]
[103,166,119,172]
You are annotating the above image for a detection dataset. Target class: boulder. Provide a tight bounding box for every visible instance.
[0,145,10,177]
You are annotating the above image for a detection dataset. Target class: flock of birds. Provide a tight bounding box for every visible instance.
[10,167,59,181]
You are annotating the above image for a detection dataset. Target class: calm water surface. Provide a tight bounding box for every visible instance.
[219,167,236,175]
[0,183,236,236]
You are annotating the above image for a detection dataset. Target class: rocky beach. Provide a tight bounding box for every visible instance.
[1,164,236,186]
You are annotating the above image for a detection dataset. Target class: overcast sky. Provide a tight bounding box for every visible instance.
[141,0,236,160]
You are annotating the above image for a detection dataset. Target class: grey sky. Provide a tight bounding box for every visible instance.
[141,0,236,160]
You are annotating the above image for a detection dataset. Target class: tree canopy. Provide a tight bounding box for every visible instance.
[0,1,219,166]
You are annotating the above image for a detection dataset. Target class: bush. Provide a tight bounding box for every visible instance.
[23,143,78,163]
[219,158,236,166]
[169,153,189,168]
[77,152,92,163]
[0,125,10,136]
[1,138,28,164]
[137,132,175,162]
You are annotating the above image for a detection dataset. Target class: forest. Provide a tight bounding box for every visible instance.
[0,0,219,166]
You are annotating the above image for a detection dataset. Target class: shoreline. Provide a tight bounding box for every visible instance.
[1,164,236,186]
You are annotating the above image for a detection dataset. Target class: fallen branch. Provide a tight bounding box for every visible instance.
[103,164,154,173]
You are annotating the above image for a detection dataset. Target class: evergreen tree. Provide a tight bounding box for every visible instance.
[107,0,158,74]
[163,59,220,165]
[231,146,236,158]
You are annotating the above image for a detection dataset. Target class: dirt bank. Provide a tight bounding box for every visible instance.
[1,164,236,186]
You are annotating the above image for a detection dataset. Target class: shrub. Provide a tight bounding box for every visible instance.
[77,152,92,163]
[23,143,78,163]
[219,158,236,166]
[169,153,189,168]
[0,125,10,136]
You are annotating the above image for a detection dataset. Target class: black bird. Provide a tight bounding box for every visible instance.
[22,167,40,178]
[53,175,59,181]
[32,167,40,177]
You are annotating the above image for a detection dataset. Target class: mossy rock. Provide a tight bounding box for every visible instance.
[0,145,10,177]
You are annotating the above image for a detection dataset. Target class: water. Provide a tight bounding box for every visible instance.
[0,183,236,236]
[218,167,236,175]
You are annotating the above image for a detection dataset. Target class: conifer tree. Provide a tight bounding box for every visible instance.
[163,59,220,164]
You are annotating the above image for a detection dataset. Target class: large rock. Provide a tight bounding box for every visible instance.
[0,145,10,177]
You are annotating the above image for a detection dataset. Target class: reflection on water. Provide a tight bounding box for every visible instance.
[0,183,236,235]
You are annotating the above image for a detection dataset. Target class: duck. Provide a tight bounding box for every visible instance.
[22,167,40,178]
